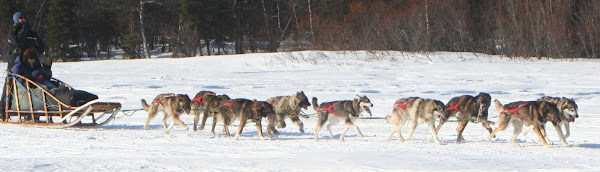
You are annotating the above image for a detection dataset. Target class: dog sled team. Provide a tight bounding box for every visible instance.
[140,91,579,147]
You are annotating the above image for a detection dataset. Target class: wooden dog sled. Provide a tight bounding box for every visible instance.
[1,73,121,128]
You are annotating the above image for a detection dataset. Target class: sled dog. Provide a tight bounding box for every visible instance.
[435,92,493,142]
[385,97,447,145]
[312,95,373,142]
[214,99,276,140]
[190,90,231,131]
[266,91,311,134]
[529,96,579,146]
[141,93,192,134]
[489,99,561,147]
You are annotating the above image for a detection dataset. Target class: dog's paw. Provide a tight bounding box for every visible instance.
[299,128,305,133]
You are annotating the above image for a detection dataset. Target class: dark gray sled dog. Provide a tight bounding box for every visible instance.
[436,92,493,142]
[312,95,373,142]
[385,97,447,145]
[266,91,311,134]
[141,93,192,134]
[489,99,561,147]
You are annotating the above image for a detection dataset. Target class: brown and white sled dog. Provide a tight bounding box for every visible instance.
[190,90,231,132]
[312,95,373,142]
[528,96,579,146]
[266,91,311,134]
[435,92,493,142]
[385,97,447,145]
[214,99,276,140]
[141,93,192,134]
[489,99,561,147]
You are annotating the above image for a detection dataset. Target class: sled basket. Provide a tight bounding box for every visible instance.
[1,73,121,128]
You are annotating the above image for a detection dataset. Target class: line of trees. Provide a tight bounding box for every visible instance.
[1,0,599,62]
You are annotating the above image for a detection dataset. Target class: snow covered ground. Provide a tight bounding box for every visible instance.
[1,51,599,171]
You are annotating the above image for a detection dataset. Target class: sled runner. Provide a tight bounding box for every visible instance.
[1,73,121,128]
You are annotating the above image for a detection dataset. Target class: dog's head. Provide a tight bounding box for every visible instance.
[538,101,561,125]
[253,100,276,118]
[294,91,311,110]
[559,97,578,122]
[356,95,373,116]
[217,94,231,106]
[476,92,492,121]
[253,101,276,127]
[175,94,192,114]
[432,99,448,122]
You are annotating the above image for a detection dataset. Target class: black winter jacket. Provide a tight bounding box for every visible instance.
[7,23,44,70]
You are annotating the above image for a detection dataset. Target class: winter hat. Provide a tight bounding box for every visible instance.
[13,12,25,24]
[23,49,38,59]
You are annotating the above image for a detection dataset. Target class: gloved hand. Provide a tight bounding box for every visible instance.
[20,23,29,33]
[36,75,44,83]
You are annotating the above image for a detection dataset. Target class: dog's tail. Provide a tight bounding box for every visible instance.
[493,99,504,113]
[312,97,319,111]
[141,99,150,112]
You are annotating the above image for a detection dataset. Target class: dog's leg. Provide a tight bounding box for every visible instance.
[211,115,218,137]
[554,123,568,146]
[511,120,524,147]
[387,125,399,143]
[314,113,326,142]
[456,121,468,142]
[144,110,158,129]
[161,112,170,130]
[255,119,267,140]
[539,124,553,145]
[326,117,339,139]
[406,118,419,140]
[291,116,305,133]
[172,115,189,131]
[224,120,231,138]
[489,114,510,141]
[435,120,445,134]
[277,115,287,129]
[340,126,350,142]
[482,122,495,138]
[199,111,211,131]
[193,110,202,131]
[428,121,444,145]
[165,120,176,135]
[532,124,551,147]
[235,120,247,141]
[563,122,571,139]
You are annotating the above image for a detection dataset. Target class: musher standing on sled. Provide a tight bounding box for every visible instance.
[1,12,45,121]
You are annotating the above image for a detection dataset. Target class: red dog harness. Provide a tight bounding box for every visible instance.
[153,95,175,106]
[317,102,341,118]
[192,96,205,106]
[500,103,529,124]
[396,102,408,110]
[153,100,163,106]
[224,101,234,109]
[192,93,216,106]
[446,101,461,112]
